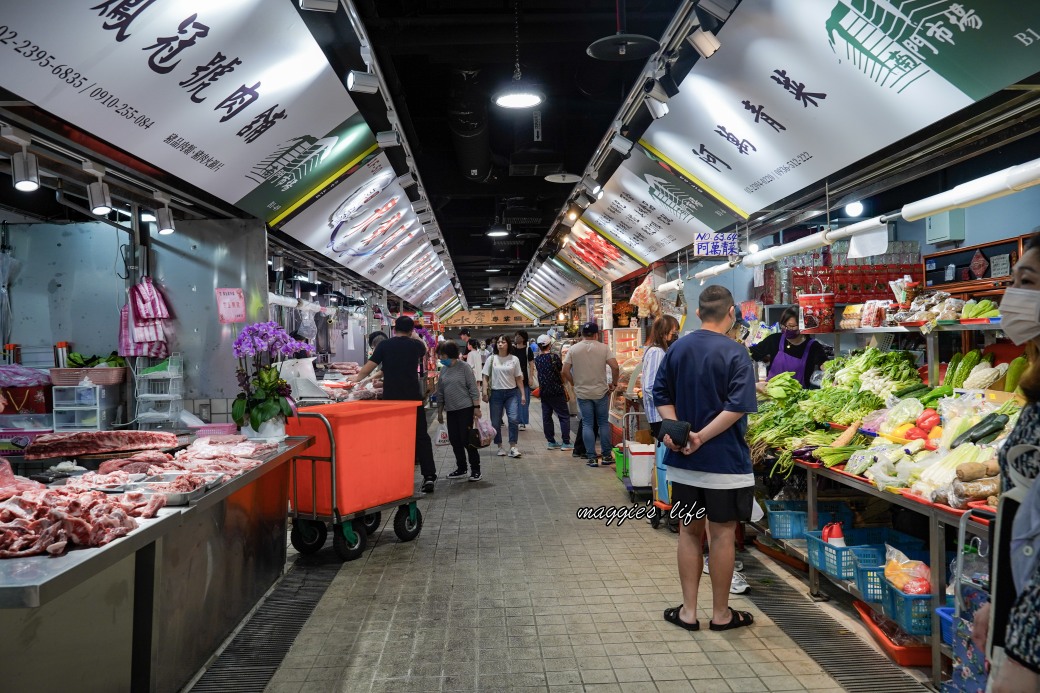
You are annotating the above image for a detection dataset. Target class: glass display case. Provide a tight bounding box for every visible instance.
[612,327,642,363]
[609,357,645,441]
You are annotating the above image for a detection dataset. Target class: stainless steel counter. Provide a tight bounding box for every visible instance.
[0,436,314,693]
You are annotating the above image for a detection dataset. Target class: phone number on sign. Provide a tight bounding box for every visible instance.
[0,25,155,130]
[773,151,813,178]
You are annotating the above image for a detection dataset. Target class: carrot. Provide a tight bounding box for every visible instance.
[831,420,861,448]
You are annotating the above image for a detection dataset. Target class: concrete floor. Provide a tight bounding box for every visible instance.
[264,404,847,693]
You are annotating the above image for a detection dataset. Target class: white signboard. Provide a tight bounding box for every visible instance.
[557,221,644,286]
[642,0,1040,218]
[0,1,361,207]
[583,144,743,263]
[280,153,454,308]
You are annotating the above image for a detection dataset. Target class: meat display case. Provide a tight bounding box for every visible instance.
[0,436,314,693]
[609,357,645,446]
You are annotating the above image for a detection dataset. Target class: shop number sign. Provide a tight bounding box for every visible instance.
[215,288,246,324]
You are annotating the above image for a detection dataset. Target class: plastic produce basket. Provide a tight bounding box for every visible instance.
[50,367,127,385]
[614,447,627,481]
[882,579,933,637]
[936,606,955,645]
[805,528,926,581]
[764,500,853,540]
[286,401,420,517]
[852,546,886,603]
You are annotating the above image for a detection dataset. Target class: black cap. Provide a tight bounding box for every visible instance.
[581,322,600,336]
[394,315,415,333]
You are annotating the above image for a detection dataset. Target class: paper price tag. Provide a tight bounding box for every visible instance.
[754,264,765,287]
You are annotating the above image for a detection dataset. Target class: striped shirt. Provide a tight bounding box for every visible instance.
[641,346,665,423]
[436,361,481,413]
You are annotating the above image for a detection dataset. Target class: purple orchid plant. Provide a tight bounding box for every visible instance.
[232,321,314,430]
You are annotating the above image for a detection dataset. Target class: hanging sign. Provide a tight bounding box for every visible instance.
[0,1,375,221]
[691,231,740,257]
[558,221,644,286]
[582,143,744,263]
[215,288,246,324]
[641,0,1040,218]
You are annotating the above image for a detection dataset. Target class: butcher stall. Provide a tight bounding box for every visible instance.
[0,431,314,693]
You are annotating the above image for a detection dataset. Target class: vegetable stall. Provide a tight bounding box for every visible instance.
[748,314,1026,684]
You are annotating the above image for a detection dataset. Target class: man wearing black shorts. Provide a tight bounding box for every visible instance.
[653,285,758,632]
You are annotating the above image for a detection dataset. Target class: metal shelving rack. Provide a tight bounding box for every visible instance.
[133,354,184,429]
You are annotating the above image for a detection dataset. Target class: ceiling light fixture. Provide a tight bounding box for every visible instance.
[486,224,509,238]
[417,211,434,224]
[346,70,379,94]
[586,0,661,61]
[298,0,338,11]
[645,95,669,120]
[1,126,39,192]
[845,201,865,217]
[581,173,602,196]
[748,243,760,254]
[141,211,157,223]
[575,192,595,209]
[395,172,416,188]
[376,130,401,148]
[412,199,429,213]
[486,267,501,273]
[687,28,722,59]
[83,162,112,215]
[307,270,319,284]
[153,191,176,235]
[492,0,544,109]
[609,133,634,157]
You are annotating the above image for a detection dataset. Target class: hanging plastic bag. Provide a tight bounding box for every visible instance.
[435,425,450,446]
[476,417,496,447]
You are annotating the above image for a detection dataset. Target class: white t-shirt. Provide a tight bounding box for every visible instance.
[483,353,523,391]
[466,349,482,382]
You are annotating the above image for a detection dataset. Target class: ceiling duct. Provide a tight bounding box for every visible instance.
[447,69,493,183]
[509,108,563,177]
[502,198,544,225]
[487,276,514,290]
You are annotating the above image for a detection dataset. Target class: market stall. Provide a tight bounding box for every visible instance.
[747,271,1027,686]
[0,435,314,693]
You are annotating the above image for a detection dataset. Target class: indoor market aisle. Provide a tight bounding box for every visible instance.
[264,404,846,693]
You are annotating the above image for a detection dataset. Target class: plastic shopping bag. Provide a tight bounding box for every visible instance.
[435,425,450,446]
[476,417,495,447]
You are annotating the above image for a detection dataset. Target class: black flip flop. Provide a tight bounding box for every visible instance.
[709,607,754,631]
[663,605,700,631]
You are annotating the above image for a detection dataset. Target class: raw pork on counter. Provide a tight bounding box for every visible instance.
[0,469,166,558]
[144,435,278,477]
[23,430,178,460]
[98,450,174,475]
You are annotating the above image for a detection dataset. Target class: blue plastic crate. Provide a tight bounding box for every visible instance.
[851,546,886,603]
[937,607,955,645]
[765,500,853,540]
[882,579,933,637]
[805,528,927,581]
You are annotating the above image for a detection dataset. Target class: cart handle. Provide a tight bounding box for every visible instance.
[290,411,340,524]
[622,411,648,442]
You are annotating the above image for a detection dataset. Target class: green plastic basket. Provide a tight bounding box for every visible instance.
[614,447,627,480]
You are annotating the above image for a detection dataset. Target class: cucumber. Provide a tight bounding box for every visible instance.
[943,354,962,386]
[951,414,1010,449]
[894,383,929,398]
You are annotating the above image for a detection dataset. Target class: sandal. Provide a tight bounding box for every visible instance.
[663,605,700,631]
[709,607,754,631]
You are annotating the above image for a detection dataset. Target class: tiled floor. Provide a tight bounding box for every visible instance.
[265,404,846,693]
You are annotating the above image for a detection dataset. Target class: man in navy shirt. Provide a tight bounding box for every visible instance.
[653,285,758,633]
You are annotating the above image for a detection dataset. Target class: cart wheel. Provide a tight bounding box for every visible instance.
[393,504,423,542]
[650,512,661,529]
[290,520,328,554]
[361,512,382,535]
[332,519,368,561]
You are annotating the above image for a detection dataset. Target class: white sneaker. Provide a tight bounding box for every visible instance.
[730,572,750,594]
[508,446,522,458]
[497,446,507,456]
[518,424,526,431]
[703,557,744,574]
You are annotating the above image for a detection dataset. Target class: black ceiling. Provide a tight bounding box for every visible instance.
[308,0,682,306]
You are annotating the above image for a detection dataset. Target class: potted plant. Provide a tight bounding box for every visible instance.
[614,299,635,327]
[232,321,313,440]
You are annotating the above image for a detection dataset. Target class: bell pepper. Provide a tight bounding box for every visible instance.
[904,426,928,441]
[916,409,940,433]
[925,439,938,451]
[928,425,943,440]
[894,423,915,438]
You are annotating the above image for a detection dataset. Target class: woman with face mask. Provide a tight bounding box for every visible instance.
[435,341,483,481]
[641,315,681,441]
[971,233,1040,693]
[750,307,828,388]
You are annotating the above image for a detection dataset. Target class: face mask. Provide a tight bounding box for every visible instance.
[1000,287,1040,345]
[439,358,452,367]
[783,328,800,339]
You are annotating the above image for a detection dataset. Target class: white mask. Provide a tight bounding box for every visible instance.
[999,287,1040,345]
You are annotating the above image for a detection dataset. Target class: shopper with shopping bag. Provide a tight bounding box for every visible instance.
[435,341,483,481]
